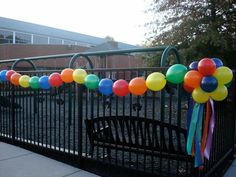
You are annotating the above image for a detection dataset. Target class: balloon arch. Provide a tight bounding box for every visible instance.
[0,57,233,168]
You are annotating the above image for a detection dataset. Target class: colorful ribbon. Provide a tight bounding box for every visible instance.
[204,99,215,159]
[186,98,215,167]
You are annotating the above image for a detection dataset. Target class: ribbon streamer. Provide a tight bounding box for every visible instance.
[204,99,215,160]
[187,103,200,155]
[201,100,211,161]
[186,98,215,167]
[195,104,204,167]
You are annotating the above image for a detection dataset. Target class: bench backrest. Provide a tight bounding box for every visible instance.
[85,116,187,154]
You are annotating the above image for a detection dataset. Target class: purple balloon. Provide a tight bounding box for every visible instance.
[212,58,223,68]
[189,61,198,70]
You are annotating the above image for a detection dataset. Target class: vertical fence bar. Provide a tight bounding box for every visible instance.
[77,84,83,167]
[11,85,15,142]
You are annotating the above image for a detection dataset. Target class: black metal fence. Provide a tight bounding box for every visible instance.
[0,47,235,177]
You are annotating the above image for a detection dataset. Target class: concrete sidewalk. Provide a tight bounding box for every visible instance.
[0,142,100,177]
[223,159,236,177]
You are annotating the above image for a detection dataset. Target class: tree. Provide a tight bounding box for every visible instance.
[145,0,236,67]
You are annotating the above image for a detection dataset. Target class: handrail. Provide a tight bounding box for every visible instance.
[69,54,94,69]
[11,58,37,70]
[160,46,180,67]
[0,46,179,69]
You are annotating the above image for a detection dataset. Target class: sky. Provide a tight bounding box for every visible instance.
[0,0,152,45]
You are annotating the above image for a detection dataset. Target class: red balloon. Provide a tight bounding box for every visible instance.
[48,72,63,87]
[198,58,216,76]
[112,79,129,97]
[6,70,16,81]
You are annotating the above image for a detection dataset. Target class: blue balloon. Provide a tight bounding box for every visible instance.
[39,75,51,89]
[212,58,223,68]
[189,61,198,70]
[0,70,8,81]
[98,78,113,96]
[200,76,218,92]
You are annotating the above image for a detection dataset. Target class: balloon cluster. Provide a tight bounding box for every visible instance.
[0,57,232,102]
[0,68,167,96]
[183,58,233,103]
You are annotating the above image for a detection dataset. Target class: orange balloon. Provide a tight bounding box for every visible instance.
[183,83,194,93]
[129,77,147,96]
[10,73,21,86]
[61,68,74,83]
[184,70,203,89]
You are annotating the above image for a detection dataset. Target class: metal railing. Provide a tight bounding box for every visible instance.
[0,46,235,177]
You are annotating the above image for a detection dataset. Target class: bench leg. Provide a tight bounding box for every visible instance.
[106,148,111,157]
[89,145,94,156]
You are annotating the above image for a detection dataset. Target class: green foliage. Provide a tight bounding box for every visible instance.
[145,0,236,67]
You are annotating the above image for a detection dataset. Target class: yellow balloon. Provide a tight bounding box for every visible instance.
[146,72,166,91]
[213,66,233,85]
[73,69,87,84]
[210,85,228,101]
[192,87,209,103]
[19,75,30,88]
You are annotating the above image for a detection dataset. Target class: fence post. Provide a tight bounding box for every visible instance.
[11,85,15,142]
[232,71,236,155]
[77,84,83,167]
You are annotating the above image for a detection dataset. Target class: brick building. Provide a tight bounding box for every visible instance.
[0,17,145,70]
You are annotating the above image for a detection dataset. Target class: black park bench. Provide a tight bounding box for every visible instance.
[85,116,189,161]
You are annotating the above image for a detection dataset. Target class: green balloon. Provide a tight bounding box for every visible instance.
[29,76,40,89]
[166,64,188,84]
[84,74,100,89]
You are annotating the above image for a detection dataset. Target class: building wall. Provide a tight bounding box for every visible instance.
[0,44,145,70]
[0,44,88,69]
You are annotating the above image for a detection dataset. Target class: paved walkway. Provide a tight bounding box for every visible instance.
[224,159,236,177]
[0,142,100,177]
[1,141,236,177]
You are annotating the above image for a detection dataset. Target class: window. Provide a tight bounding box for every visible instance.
[15,32,31,44]
[64,40,76,45]
[0,29,13,44]
[49,38,62,44]
[33,35,48,44]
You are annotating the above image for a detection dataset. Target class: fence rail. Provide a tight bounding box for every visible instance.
[0,47,235,177]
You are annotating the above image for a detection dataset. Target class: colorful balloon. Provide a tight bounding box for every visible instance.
[192,87,209,103]
[212,58,223,68]
[146,72,166,91]
[210,85,228,101]
[198,58,216,76]
[183,83,194,93]
[61,68,74,83]
[10,73,21,86]
[73,69,87,84]
[166,64,187,84]
[6,70,16,81]
[129,77,147,95]
[113,79,129,97]
[19,75,30,88]
[213,66,233,85]
[39,76,51,89]
[98,78,113,96]
[84,74,100,89]
[200,76,218,93]
[0,70,7,81]
[29,76,40,89]
[48,73,63,87]
[189,61,198,70]
[184,70,203,89]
